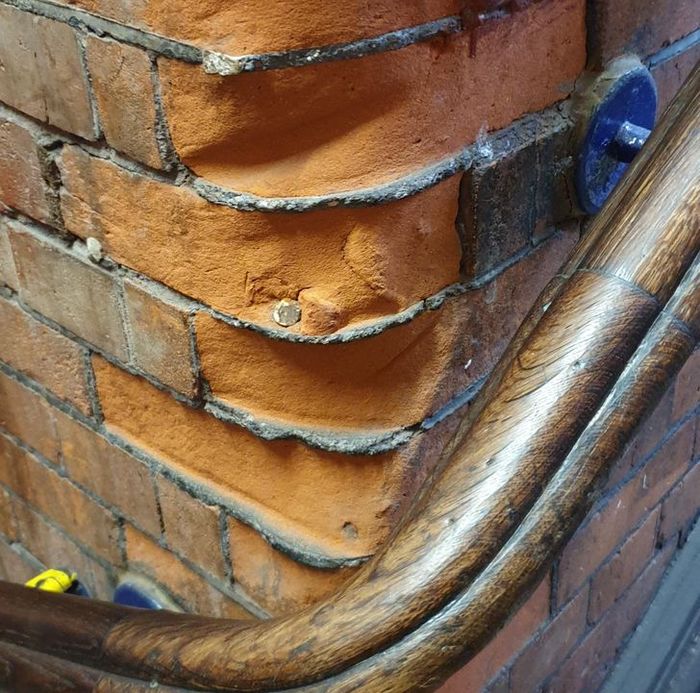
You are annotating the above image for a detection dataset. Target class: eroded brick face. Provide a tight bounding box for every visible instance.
[0,0,697,678]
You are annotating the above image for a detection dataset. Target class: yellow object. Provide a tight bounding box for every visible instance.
[25,569,76,593]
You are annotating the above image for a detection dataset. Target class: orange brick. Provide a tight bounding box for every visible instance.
[55,413,161,537]
[125,525,254,619]
[156,476,225,579]
[160,0,585,196]
[0,221,18,290]
[93,356,406,559]
[0,538,39,584]
[510,586,589,693]
[86,37,163,167]
[0,371,60,462]
[0,297,91,415]
[122,278,196,396]
[198,227,577,431]
[0,434,120,563]
[438,577,550,693]
[588,509,659,623]
[11,497,114,599]
[55,0,462,54]
[0,5,95,138]
[58,146,461,332]
[8,221,128,359]
[227,518,354,615]
[0,118,54,224]
[557,418,694,605]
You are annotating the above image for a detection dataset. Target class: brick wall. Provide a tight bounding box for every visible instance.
[0,0,697,686]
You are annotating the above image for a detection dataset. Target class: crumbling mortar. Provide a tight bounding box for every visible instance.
[147,52,181,171]
[74,29,103,141]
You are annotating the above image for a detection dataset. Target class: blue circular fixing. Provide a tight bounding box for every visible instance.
[113,581,165,610]
[576,66,657,214]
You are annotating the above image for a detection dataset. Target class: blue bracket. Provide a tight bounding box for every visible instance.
[576,64,657,214]
[113,576,173,610]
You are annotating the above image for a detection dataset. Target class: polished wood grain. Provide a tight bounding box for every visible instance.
[0,64,697,693]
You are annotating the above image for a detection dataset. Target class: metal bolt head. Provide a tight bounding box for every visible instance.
[272,299,301,327]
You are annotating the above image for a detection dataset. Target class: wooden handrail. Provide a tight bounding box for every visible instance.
[0,64,698,693]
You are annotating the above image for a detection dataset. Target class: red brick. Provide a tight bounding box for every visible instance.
[122,278,196,396]
[588,0,700,66]
[11,497,114,599]
[58,145,461,333]
[0,221,18,290]
[658,462,700,546]
[7,221,128,360]
[652,42,700,113]
[0,118,54,223]
[160,0,585,196]
[0,297,91,415]
[0,5,95,138]
[55,413,161,537]
[0,538,39,584]
[588,509,659,623]
[228,518,354,616]
[557,418,693,605]
[672,349,700,422]
[60,0,466,53]
[86,37,163,167]
[125,525,254,619]
[156,476,225,579]
[438,577,550,693]
[547,544,675,693]
[0,434,120,563]
[0,371,60,462]
[510,587,589,693]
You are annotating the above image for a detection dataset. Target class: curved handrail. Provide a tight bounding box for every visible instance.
[0,64,697,693]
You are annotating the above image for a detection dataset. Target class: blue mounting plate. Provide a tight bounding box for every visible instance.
[577,66,657,214]
[113,581,165,610]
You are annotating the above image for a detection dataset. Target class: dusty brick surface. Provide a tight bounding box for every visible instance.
[54,0,463,54]
[160,0,585,196]
[227,517,354,615]
[93,356,408,559]
[86,37,163,167]
[58,145,462,333]
[198,228,577,432]
[547,543,675,693]
[55,412,161,537]
[7,221,128,359]
[588,0,700,66]
[0,538,39,584]
[557,418,695,605]
[672,348,700,421]
[438,577,550,693]
[0,222,18,290]
[122,278,196,396]
[0,488,17,540]
[0,297,91,414]
[0,5,95,138]
[125,525,254,619]
[0,372,60,462]
[0,434,120,563]
[588,508,659,623]
[658,461,700,547]
[11,496,114,598]
[0,119,54,223]
[156,476,225,579]
[509,587,589,693]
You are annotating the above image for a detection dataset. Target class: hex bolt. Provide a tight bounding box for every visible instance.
[272,299,302,327]
[612,121,652,163]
